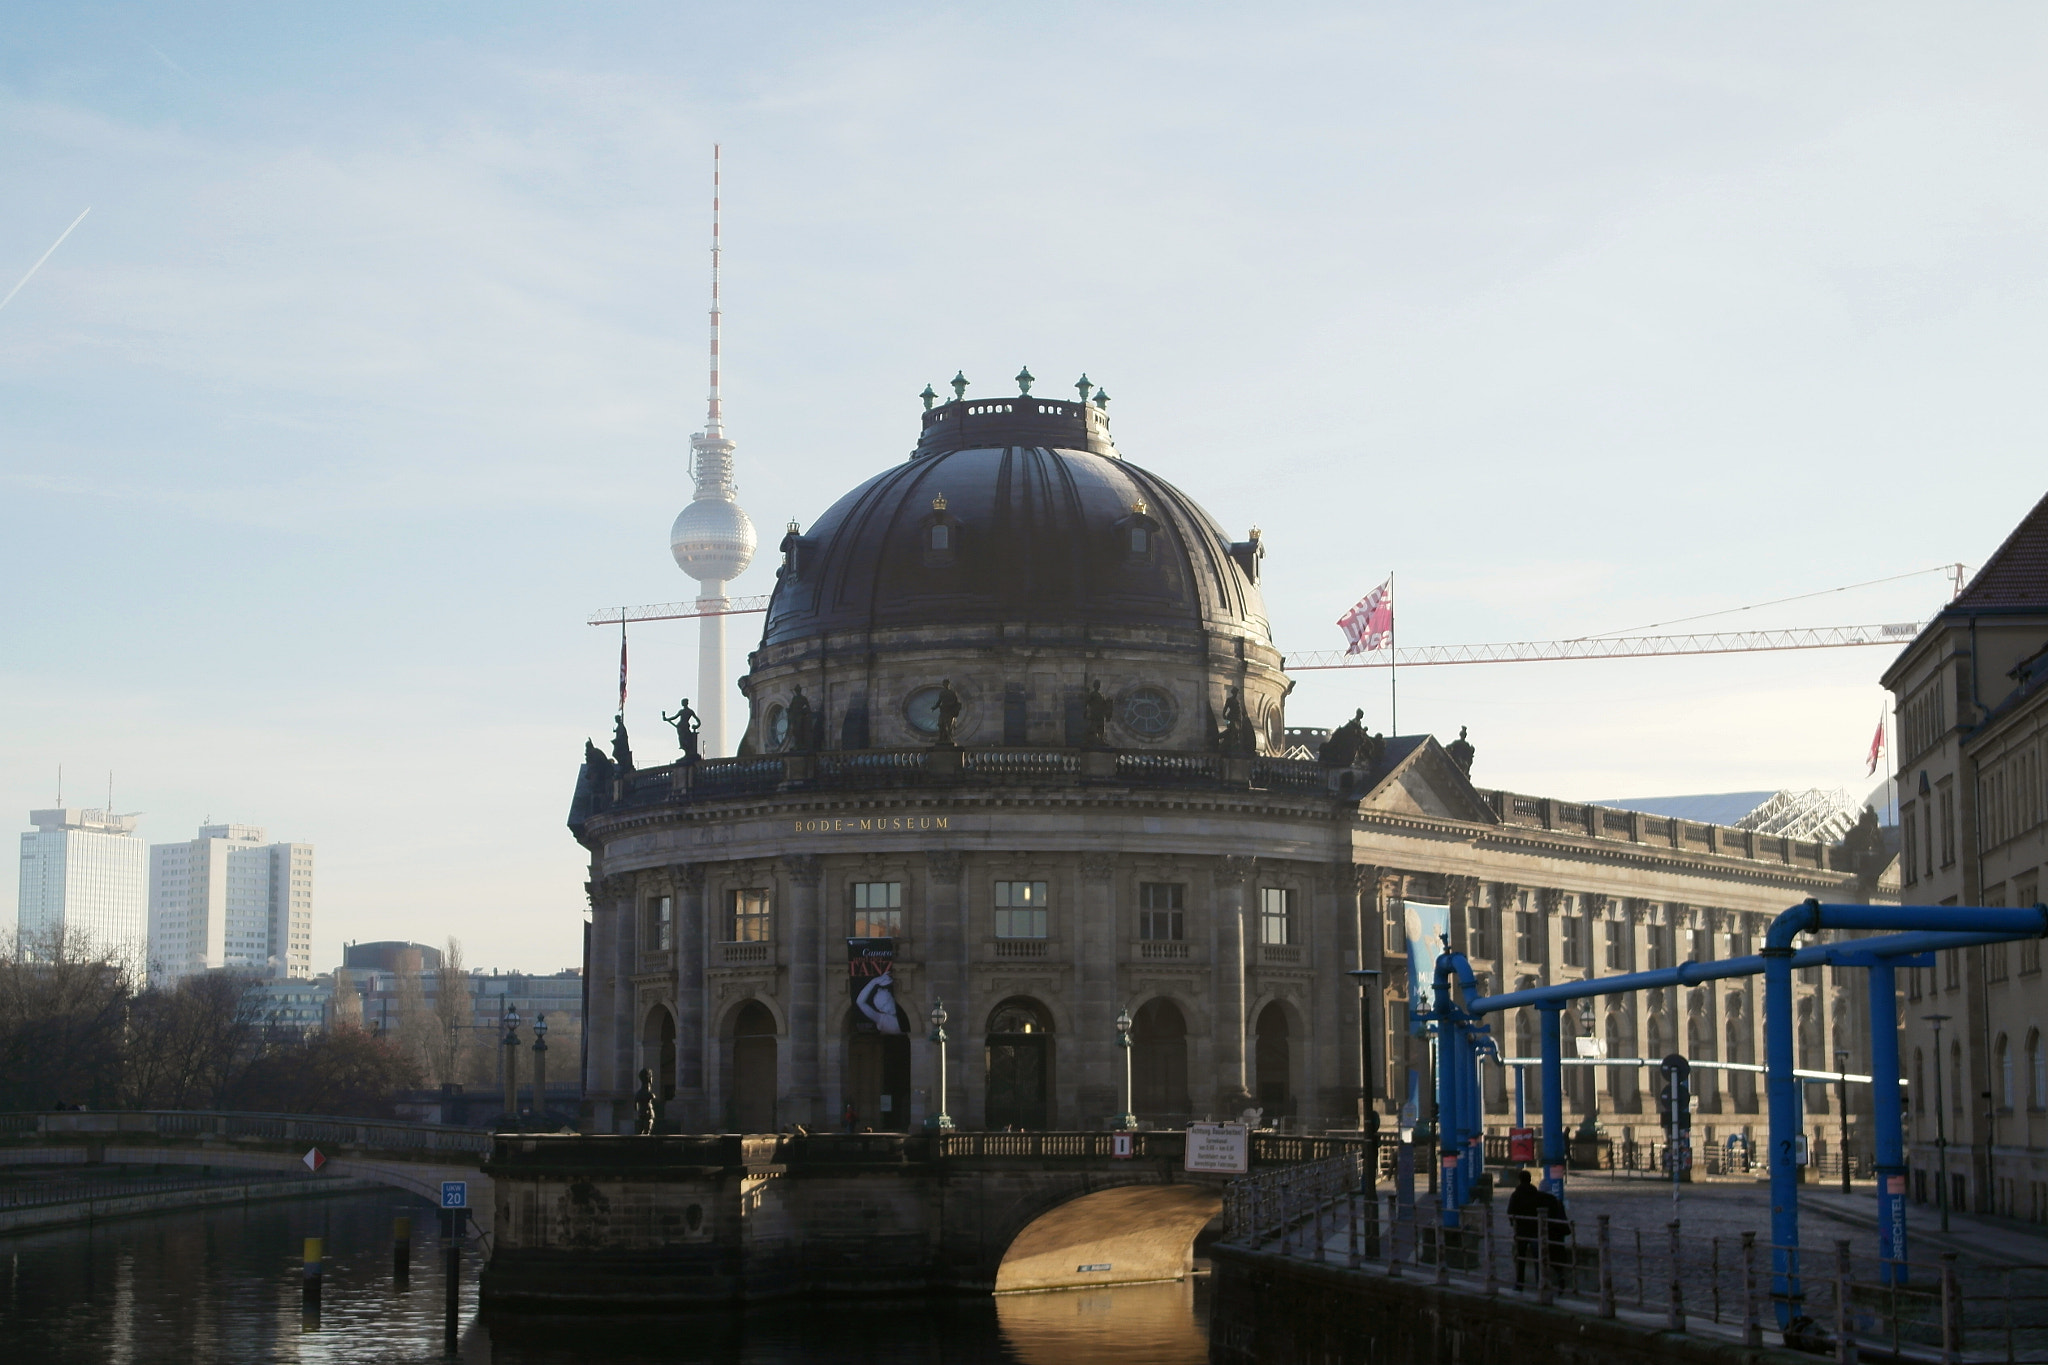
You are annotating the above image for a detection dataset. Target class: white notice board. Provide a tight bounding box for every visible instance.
[1184,1122,1249,1174]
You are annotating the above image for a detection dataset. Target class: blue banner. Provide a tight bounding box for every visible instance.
[1403,899,1451,1030]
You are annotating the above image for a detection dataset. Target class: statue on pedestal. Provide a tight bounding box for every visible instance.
[784,686,814,754]
[633,1068,657,1136]
[611,714,635,775]
[1319,708,1367,767]
[1082,680,1113,747]
[1217,686,1256,757]
[1446,725,1475,776]
[662,698,702,762]
[934,679,963,746]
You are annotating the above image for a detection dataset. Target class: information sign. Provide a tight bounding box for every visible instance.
[1184,1123,1249,1174]
[441,1181,468,1209]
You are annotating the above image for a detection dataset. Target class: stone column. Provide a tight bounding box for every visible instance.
[671,862,708,1131]
[583,875,618,1132]
[1337,864,1375,1127]
[1214,855,1255,1113]
[782,854,823,1127]
[1078,854,1119,1125]
[606,873,637,1133]
[923,850,966,1125]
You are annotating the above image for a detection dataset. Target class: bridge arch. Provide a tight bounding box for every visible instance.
[990,1176,1222,1292]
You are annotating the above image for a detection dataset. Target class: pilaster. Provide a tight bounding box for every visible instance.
[1214,854,1255,1113]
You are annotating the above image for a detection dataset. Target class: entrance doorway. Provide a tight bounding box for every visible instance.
[846,1013,912,1131]
[731,1001,777,1132]
[1132,998,1189,1121]
[1255,1002,1291,1116]
[985,999,1054,1130]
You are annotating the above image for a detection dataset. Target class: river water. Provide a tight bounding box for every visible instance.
[0,1190,1211,1364]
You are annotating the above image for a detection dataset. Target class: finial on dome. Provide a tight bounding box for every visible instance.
[1131,499,1148,516]
[1075,374,1093,402]
[920,384,937,411]
[786,519,801,534]
[931,493,947,512]
[1016,366,1034,395]
[951,371,969,402]
[1093,388,1111,410]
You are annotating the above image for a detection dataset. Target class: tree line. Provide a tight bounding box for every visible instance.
[0,927,420,1117]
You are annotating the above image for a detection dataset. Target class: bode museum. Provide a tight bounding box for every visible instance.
[569,383,1889,1159]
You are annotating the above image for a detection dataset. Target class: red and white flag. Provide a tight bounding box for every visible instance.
[618,623,629,714]
[1865,710,1886,777]
[1337,576,1394,655]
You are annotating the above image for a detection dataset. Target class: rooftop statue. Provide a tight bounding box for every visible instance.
[1318,709,1368,767]
[1217,686,1256,757]
[611,715,635,775]
[785,686,814,754]
[1082,680,1113,748]
[1445,725,1475,776]
[934,679,963,746]
[663,698,702,763]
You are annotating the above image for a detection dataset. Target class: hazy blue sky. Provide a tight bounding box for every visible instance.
[4,4,2044,971]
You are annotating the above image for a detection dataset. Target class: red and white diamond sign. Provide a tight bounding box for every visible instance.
[302,1147,326,1173]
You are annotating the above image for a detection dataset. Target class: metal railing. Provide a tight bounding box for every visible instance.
[0,1171,326,1211]
[0,1111,493,1157]
[1222,1159,2048,1361]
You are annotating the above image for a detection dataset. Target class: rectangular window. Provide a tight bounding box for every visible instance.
[1466,892,1492,959]
[1260,887,1294,946]
[1644,923,1668,971]
[1901,806,1919,884]
[1939,782,1957,867]
[1990,942,2011,982]
[1944,947,1961,991]
[647,895,673,951]
[850,881,903,938]
[994,880,1049,939]
[1688,927,1709,963]
[1604,919,1630,971]
[1516,891,1541,961]
[1560,899,1584,968]
[1726,931,1750,960]
[725,889,771,943]
[1906,966,1922,1001]
[1139,882,1185,941]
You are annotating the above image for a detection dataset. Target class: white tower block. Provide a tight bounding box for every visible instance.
[669,146,756,757]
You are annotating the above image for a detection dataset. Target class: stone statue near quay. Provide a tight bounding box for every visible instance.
[784,686,814,753]
[934,679,963,746]
[1082,680,1113,747]
[662,698,702,762]
[633,1068,657,1136]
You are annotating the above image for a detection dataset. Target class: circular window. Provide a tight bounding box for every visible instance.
[1119,686,1178,739]
[765,704,789,750]
[903,686,944,736]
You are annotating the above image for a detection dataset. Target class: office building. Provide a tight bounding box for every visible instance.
[149,824,315,981]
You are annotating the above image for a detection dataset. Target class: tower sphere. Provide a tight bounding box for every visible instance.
[670,495,757,584]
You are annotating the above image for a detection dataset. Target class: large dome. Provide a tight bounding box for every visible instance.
[761,396,1268,649]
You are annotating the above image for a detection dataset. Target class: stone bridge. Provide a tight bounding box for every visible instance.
[482,1130,1361,1307]
[0,1111,495,1234]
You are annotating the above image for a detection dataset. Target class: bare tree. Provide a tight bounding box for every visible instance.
[0,926,137,1110]
[330,967,362,1029]
[124,973,262,1108]
[432,937,476,1086]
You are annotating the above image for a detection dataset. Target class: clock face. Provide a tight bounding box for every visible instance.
[903,686,943,735]
[766,705,789,749]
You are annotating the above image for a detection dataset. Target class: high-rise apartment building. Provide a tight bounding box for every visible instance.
[149,824,314,981]
[17,808,149,966]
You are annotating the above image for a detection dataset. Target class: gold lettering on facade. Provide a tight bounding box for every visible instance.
[787,815,952,835]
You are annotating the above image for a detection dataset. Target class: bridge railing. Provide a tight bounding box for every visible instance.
[0,1110,492,1158]
[932,1130,1366,1164]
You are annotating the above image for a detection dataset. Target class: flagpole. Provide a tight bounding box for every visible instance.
[1389,571,1398,735]
[1883,700,1897,826]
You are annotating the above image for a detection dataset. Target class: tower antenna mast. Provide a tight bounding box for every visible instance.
[706,142,723,443]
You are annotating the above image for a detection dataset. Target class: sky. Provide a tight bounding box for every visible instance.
[4,3,2045,973]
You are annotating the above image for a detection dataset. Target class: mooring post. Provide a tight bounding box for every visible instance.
[444,1214,462,1356]
[1668,1220,1686,1332]
[1597,1215,1615,1319]
[1742,1231,1763,1348]
[1834,1238,1854,1364]
[302,1235,322,1308]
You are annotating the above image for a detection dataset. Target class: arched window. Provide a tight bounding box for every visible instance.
[1255,1002,1292,1116]
[1999,1035,2014,1110]
[1131,998,1189,1119]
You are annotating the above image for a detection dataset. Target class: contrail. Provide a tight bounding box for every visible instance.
[0,208,91,314]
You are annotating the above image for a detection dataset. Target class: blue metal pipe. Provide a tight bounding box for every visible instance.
[1764,902,2048,950]
[1868,958,1907,1285]
[1764,941,1801,1323]
[1539,1003,1565,1200]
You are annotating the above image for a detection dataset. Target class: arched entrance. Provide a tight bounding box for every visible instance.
[731,1001,777,1133]
[844,1007,911,1131]
[1132,998,1189,1122]
[985,999,1053,1130]
[643,1005,677,1112]
[1254,1002,1291,1116]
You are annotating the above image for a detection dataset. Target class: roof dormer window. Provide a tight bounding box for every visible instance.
[1118,499,1161,564]
[921,493,960,568]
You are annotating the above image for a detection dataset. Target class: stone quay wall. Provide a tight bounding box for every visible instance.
[1209,1244,1812,1365]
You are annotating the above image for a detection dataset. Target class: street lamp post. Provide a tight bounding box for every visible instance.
[1113,1006,1138,1130]
[1925,1013,1951,1232]
[501,1004,521,1131]
[1347,968,1382,1194]
[1835,1047,1852,1196]
[532,1012,549,1128]
[924,999,954,1132]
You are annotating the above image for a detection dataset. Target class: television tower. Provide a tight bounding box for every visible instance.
[669,145,757,757]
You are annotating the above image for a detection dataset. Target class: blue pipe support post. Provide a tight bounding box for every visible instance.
[1539,1002,1565,1200]
[1868,957,1907,1285]
[1761,901,2048,1322]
